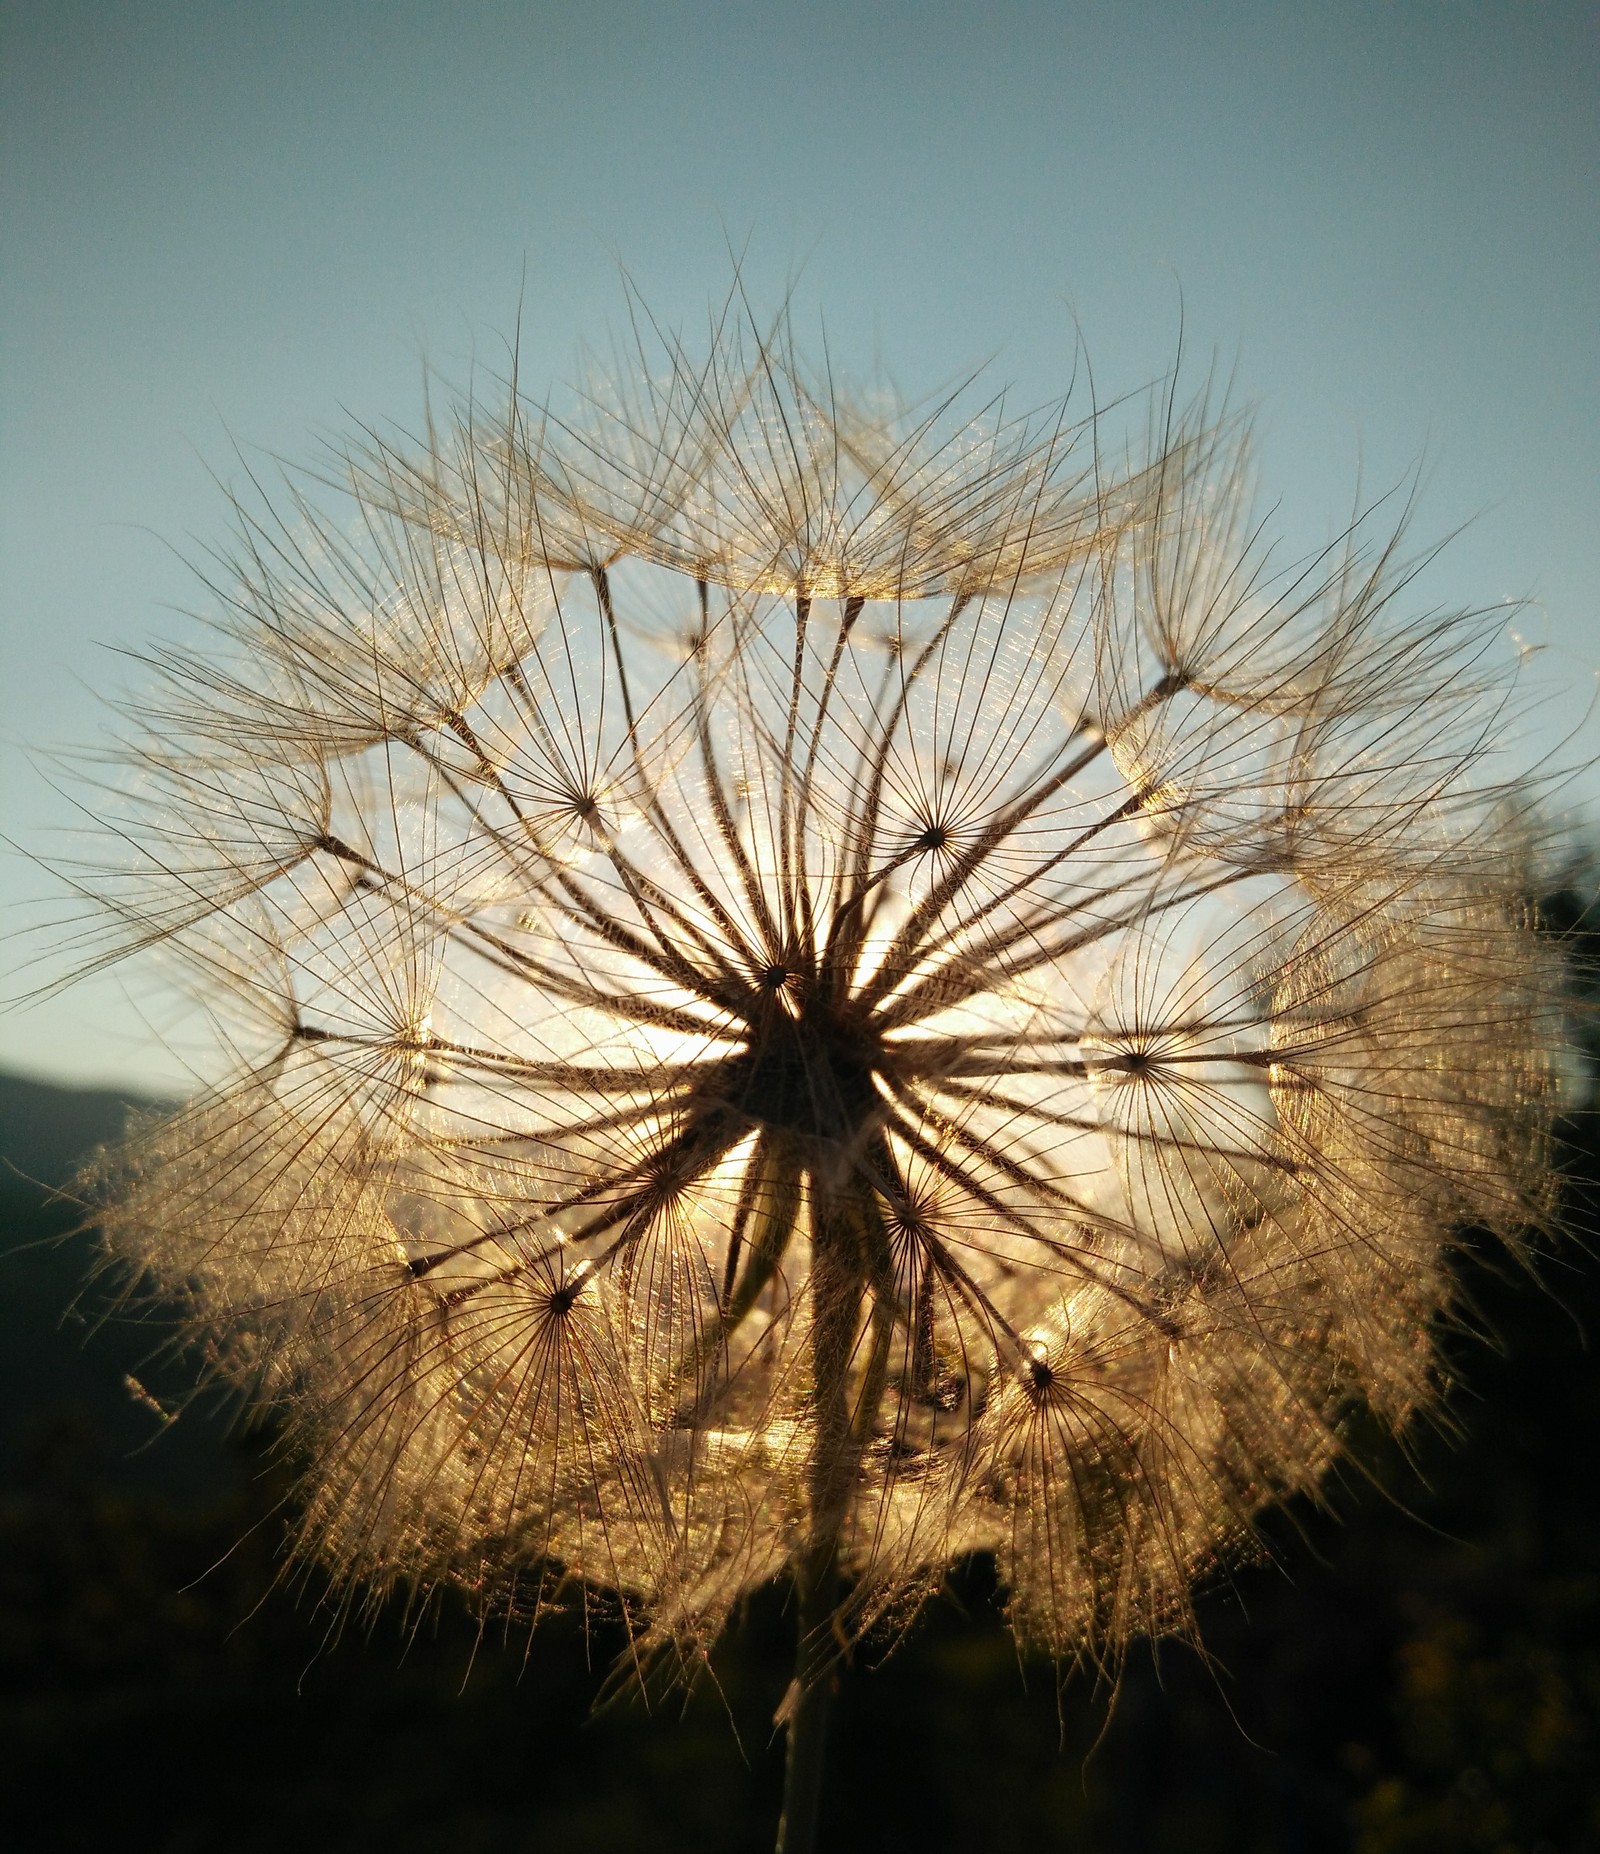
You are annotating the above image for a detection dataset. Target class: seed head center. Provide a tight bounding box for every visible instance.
[728,997,883,1146]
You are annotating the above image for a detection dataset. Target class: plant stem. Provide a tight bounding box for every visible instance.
[775,1188,865,1854]
[775,1542,840,1854]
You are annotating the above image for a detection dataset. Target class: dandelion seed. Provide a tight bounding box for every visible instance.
[78,296,1566,1853]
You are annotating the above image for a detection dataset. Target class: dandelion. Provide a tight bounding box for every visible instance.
[80,299,1563,1852]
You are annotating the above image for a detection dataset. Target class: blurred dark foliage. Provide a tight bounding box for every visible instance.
[3,923,1599,1854]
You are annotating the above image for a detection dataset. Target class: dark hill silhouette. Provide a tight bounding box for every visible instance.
[0,1069,233,1498]
[0,1068,165,1192]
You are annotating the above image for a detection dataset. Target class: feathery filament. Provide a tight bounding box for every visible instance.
[87,308,1563,1676]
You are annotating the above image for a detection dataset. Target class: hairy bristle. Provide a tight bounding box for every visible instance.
[78,297,1567,1676]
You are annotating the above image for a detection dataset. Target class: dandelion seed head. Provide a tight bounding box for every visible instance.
[81,299,1568,1674]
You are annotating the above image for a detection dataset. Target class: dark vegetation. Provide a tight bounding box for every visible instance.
[2,1006,1597,1854]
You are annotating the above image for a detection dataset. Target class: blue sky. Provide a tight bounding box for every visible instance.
[3,0,1596,1091]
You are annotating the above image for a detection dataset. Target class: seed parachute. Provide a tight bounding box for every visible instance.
[83,301,1563,1694]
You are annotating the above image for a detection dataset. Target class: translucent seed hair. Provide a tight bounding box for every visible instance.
[81,300,1564,1685]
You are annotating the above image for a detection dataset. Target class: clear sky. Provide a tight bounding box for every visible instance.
[2,0,1596,1093]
